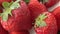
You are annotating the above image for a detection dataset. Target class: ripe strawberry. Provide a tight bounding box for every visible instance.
[39,0,59,8]
[28,0,47,25]
[0,7,8,34]
[0,0,12,6]
[0,23,8,34]
[34,12,57,34]
[52,6,60,31]
[0,0,32,32]
[9,30,29,34]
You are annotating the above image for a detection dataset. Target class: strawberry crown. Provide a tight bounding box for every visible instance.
[34,13,47,28]
[0,0,20,21]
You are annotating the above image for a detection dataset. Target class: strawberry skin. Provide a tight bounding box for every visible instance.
[0,23,8,34]
[44,0,59,8]
[52,6,60,31]
[28,0,47,24]
[1,0,32,32]
[0,0,12,6]
[34,12,57,34]
[9,30,29,34]
[0,9,8,34]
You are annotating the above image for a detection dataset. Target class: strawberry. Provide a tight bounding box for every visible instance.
[52,6,60,31]
[0,0,12,6]
[0,23,8,34]
[0,7,8,34]
[39,0,59,8]
[34,12,57,34]
[9,30,29,34]
[28,0,47,25]
[0,0,32,33]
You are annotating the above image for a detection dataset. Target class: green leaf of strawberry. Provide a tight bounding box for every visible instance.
[35,13,47,28]
[0,0,20,21]
[2,13,8,21]
[10,0,20,9]
[2,2,10,9]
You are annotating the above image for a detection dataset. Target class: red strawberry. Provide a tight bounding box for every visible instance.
[0,0,12,6]
[39,0,59,8]
[9,30,29,34]
[52,6,60,31]
[34,12,57,34]
[0,0,32,32]
[0,7,8,34]
[0,23,8,34]
[28,0,47,25]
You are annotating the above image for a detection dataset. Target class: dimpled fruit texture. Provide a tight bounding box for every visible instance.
[35,12,57,34]
[1,1,32,31]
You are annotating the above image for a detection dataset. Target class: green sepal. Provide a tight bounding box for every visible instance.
[10,0,20,9]
[1,8,12,21]
[0,13,2,17]
[35,20,41,27]
[35,13,47,28]
[40,13,47,20]
[1,0,20,21]
[39,21,47,27]
[2,13,8,21]
[2,2,10,9]
[10,2,20,9]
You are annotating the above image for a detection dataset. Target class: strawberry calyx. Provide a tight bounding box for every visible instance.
[40,0,48,4]
[0,0,20,21]
[34,13,47,28]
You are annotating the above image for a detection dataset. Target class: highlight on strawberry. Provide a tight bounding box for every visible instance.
[52,6,60,31]
[39,0,59,8]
